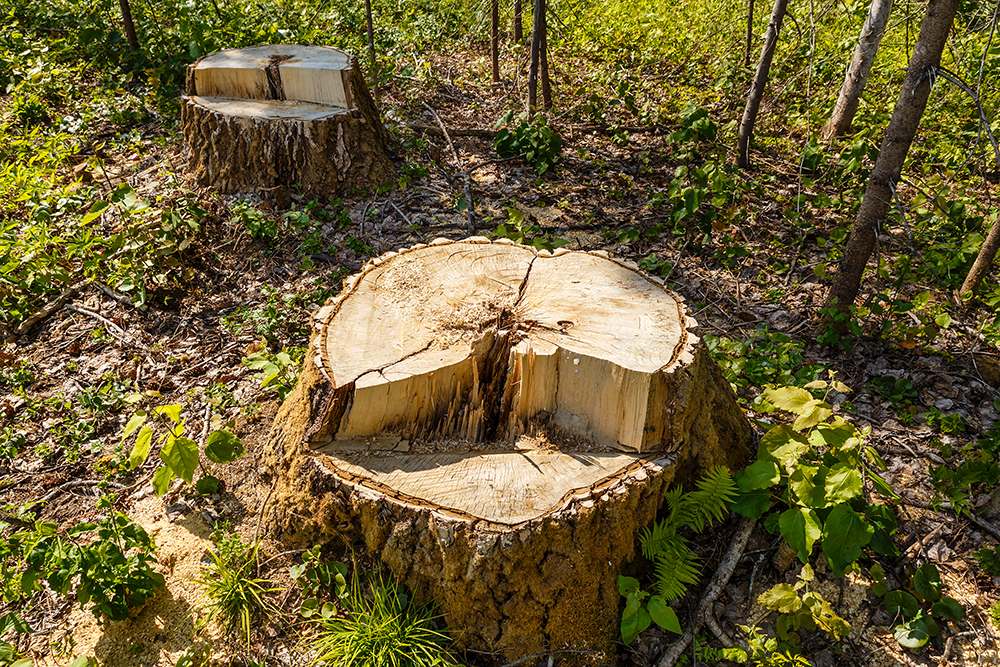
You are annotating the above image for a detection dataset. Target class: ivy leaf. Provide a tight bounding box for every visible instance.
[788,466,819,507]
[152,465,175,497]
[648,595,681,634]
[894,619,931,648]
[822,504,872,576]
[913,563,942,603]
[205,430,245,464]
[128,426,153,471]
[763,386,814,416]
[823,463,863,504]
[737,460,780,492]
[884,591,920,619]
[930,597,963,622]
[779,508,822,564]
[758,584,802,613]
[160,437,199,484]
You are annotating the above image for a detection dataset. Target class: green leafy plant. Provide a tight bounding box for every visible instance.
[704,326,823,398]
[975,547,1000,577]
[195,533,280,647]
[291,545,349,614]
[122,397,245,497]
[990,600,1000,629]
[618,467,737,644]
[0,612,31,667]
[757,564,850,646]
[3,496,164,622]
[880,562,963,649]
[242,347,303,401]
[734,380,900,577]
[868,375,917,407]
[727,625,812,666]
[493,206,567,251]
[308,571,458,667]
[494,111,563,175]
[231,200,276,240]
[923,407,967,434]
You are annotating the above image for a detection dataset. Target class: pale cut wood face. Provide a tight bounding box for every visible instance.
[313,239,693,454]
[189,44,354,113]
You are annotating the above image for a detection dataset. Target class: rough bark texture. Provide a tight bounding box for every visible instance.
[737,0,788,169]
[119,0,139,52]
[181,46,394,199]
[528,0,543,109]
[263,238,753,665]
[825,0,959,315]
[491,0,500,83]
[960,213,1000,299]
[820,0,893,140]
[514,0,523,43]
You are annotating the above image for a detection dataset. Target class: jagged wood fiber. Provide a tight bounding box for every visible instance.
[181,45,394,198]
[264,238,752,664]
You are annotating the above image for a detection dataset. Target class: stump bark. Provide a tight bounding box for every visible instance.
[181,45,394,198]
[264,238,752,664]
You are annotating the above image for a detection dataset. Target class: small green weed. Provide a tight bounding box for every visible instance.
[494,112,563,175]
[729,625,813,666]
[493,206,567,251]
[878,562,963,649]
[308,572,458,667]
[704,326,823,399]
[757,564,849,646]
[975,547,1000,577]
[242,347,304,401]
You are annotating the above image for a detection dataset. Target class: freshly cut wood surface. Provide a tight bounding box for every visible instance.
[187,97,352,121]
[311,238,691,454]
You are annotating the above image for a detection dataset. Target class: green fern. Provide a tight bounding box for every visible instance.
[639,467,736,601]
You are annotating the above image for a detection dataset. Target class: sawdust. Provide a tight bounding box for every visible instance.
[433,291,517,346]
[31,495,222,667]
[375,255,430,296]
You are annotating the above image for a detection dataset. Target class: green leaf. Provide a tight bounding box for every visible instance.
[779,508,822,563]
[621,605,651,644]
[793,400,833,431]
[930,596,963,621]
[884,591,920,619]
[12,658,34,667]
[868,470,900,501]
[822,504,873,576]
[68,523,97,537]
[204,430,244,464]
[648,595,681,634]
[763,386,814,416]
[758,583,801,613]
[152,465,174,497]
[913,563,942,603]
[195,476,220,495]
[122,411,147,441]
[720,648,749,663]
[154,404,182,424]
[788,465,820,507]
[69,656,91,667]
[160,437,199,484]
[823,463,863,504]
[760,425,811,473]
[0,612,31,635]
[81,200,110,225]
[128,426,153,470]
[733,489,771,518]
[894,621,930,648]
[737,460,780,492]
[870,563,887,597]
[617,575,640,597]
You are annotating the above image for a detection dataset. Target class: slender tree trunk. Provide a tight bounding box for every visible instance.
[514,0,523,43]
[737,0,788,168]
[745,0,755,68]
[540,10,551,109]
[119,0,139,52]
[491,0,500,83]
[820,0,894,140]
[824,0,960,316]
[528,0,543,109]
[365,0,378,80]
[960,214,1000,299]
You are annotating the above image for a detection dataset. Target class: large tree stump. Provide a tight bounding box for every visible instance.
[181,45,394,198]
[265,238,752,664]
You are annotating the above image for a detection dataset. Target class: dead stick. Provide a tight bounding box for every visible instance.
[15,281,87,335]
[64,303,149,351]
[656,517,756,667]
[422,103,476,234]
[901,497,1000,543]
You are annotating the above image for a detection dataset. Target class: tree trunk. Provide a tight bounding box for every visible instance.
[119,0,139,52]
[820,0,894,140]
[264,238,752,664]
[181,45,394,199]
[514,0,523,43]
[737,0,788,168]
[745,0,755,68]
[824,0,959,316]
[959,213,1000,299]
[528,0,543,109]
[540,11,552,109]
[491,0,500,83]
[365,0,378,80]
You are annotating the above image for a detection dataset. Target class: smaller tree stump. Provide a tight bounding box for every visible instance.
[265,238,752,664]
[181,45,394,198]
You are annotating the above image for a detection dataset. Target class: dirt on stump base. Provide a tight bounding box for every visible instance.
[264,237,752,664]
[181,45,394,198]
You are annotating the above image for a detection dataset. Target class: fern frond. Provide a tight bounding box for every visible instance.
[653,542,700,600]
[639,519,678,560]
[685,466,737,531]
[664,485,700,529]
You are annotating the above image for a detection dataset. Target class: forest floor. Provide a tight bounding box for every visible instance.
[2,47,1000,667]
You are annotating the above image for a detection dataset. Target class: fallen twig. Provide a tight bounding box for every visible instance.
[901,495,1000,543]
[422,103,476,234]
[15,281,86,335]
[64,303,150,351]
[656,517,756,667]
[96,282,146,311]
[27,479,127,513]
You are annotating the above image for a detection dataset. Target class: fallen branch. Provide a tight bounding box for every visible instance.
[15,281,86,335]
[656,517,756,667]
[901,495,1000,543]
[26,479,127,513]
[64,303,150,351]
[422,103,476,234]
